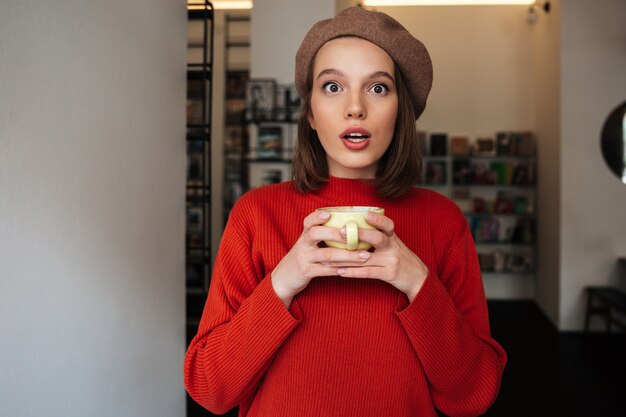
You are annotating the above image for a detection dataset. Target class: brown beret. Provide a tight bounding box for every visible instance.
[295,6,433,120]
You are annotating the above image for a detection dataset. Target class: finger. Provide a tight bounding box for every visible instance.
[303,209,331,231]
[336,266,385,279]
[311,248,371,265]
[307,225,345,246]
[356,228,388,249]
[366,212,395,237]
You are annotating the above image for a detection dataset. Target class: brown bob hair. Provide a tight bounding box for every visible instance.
[291,62,423,199]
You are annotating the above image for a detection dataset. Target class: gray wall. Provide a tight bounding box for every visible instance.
[0,1,187,416]
[559,0,626,330]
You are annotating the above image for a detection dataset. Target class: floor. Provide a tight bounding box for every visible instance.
[188,301,626,417]
[484,301,625,417]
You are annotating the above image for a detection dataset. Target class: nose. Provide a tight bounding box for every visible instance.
[345,92,366,120]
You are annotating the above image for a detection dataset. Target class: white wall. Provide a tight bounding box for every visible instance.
[251,0,335,82]
[559,0,626,330]
[0,1,187,416]
[379,5,535,138]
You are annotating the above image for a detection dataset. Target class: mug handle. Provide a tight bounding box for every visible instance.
[345,221,359,251]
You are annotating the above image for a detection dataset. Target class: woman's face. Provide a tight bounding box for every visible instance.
[308,37,398,179]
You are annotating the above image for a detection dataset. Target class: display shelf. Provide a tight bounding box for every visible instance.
[185,11,213,409]
[419,131,537,299]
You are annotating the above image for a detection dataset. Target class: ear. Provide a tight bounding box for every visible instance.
[307,111,317,131]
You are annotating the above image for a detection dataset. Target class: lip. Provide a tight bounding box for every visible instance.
[339,127,371,151]
[339,127,372,138]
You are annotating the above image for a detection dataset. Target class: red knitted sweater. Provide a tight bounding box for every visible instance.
[184,177,507,417]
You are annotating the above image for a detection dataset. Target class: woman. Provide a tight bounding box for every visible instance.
[185,7,507,417]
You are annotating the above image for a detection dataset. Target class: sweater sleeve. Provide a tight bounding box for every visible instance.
[184,201,302,414]
[395,217,507,417]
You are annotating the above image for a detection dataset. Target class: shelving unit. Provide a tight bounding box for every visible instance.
[186,4,217,415]
[223,78,300,221]
[185,10,213,417]
[222,13,250,226]
[419,133,537,299]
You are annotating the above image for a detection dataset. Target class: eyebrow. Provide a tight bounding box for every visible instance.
[316,68,395,83]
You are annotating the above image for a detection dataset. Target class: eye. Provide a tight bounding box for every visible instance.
[369,83,389,95]
[322,82,342,94]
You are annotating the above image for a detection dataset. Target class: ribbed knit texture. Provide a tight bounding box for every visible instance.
[184,177,507,417]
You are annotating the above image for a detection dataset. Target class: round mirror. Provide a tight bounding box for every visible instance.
[601,101,626,184]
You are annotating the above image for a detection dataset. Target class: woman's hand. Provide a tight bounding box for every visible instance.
[271,210,372,308]
[336,211,429,303]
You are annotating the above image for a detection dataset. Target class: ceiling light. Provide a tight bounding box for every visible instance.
[188,1,253,10]
[362,0,535,6]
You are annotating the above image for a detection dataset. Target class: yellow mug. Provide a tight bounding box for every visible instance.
[317,206,384,251]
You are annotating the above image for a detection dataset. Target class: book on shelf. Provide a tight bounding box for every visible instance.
[470,161,497,184]
[225,70,249,99]
[471,217,500,243]
[511,131,535,157]
[224,172,243,209]
[511,218,535,244]
[425,161,447,185]
[429,133,448,156]
[477,249,534,273]
[186,263,204,286]
[489,161,508,185]
[257,126,283,159]
[497,216,517,242]
[187,140,203,181]
[453,158,471,185]
[471,216,536,244]
[496,132,512,156]
[225,98,246,125]
[473,137,496,157]
[496,131,536,157]
[450,136,470,156]
[224,127,244,153]
[186,203,204,247]
[508,249,534,273]
[511,162,536,186]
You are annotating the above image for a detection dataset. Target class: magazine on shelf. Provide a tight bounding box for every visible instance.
[275,84,301,121]
[257,126,283,159]
[248,162,291,189]
[246,78,277,121]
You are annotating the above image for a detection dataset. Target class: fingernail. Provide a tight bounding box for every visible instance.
[337,268,346,275]
[340,226,346,235]
[359,251,370,259]
[319,211,330,219]
[366,212,376,221]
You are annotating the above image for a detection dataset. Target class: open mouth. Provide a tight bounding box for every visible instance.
[342,132,370,142]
